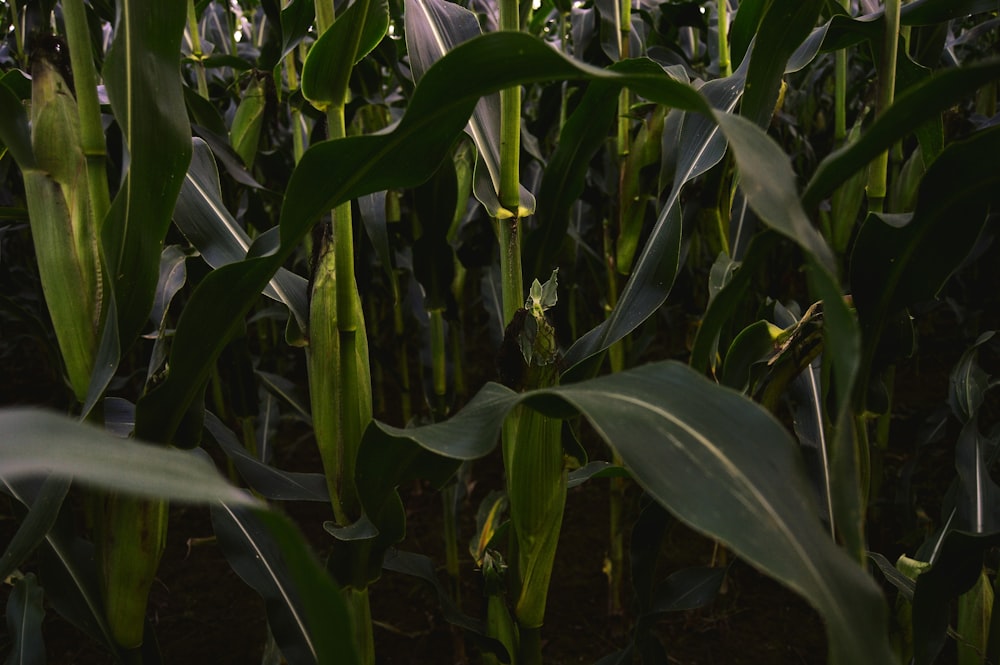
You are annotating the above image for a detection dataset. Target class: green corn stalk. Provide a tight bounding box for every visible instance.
[502,273,566,660]
[304,1,378,661]
[867,0,901,213]
[25,51,102,402]
[97,494,169,649]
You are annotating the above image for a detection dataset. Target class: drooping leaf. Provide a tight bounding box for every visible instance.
[4,573,46,665]
[101,0,193,347]
[362,361,897,665]
[136,32,712,443]
[0,408,257,506]
[211,505,358,665]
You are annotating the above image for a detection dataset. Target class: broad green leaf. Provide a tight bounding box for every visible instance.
[101,0,192,348]
[363,361,896,665]
[4,573,45,665]
[405,0,536,216]
[211,505,358,665]
[173,139,308,330]
[803,59,1000,209]
[300,0,389,110]
[715,112,835,270]
[0,408,257,506]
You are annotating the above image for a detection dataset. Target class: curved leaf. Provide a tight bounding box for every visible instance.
[0,408,257,506]
[204,412,328,502]
[362,361,896,665]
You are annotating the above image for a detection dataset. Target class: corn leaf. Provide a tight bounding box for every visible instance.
[405,0,536,216]
[360,360,897,665]
[0,476,69,582]
[803,59,1000,209]
[300,0,389,110]
[101,0,192,347]
[211,505,358,665]
[0,408,257,506]
[173,139,309,330]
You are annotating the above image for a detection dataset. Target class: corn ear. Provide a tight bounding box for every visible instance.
[505,405,566,629]
[500,270,566,629]
[98,494,168,648]
[308,229,372,524]
[26,54,102,401]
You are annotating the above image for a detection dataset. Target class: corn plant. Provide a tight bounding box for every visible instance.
[2,0,1000,664]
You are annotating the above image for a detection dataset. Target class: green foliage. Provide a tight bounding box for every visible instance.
[1,0,999,663]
